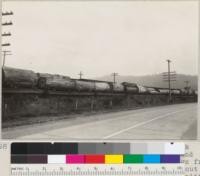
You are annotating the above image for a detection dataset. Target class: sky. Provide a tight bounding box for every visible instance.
[2,1,199,79]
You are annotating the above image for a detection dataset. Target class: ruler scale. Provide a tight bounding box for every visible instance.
[11,165,185,176]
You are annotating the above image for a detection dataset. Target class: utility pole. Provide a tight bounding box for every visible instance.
[2,10,13,67]
[78,71,83,79]
[166,59,171,102]
[184,80,190,94]
[162,61,176,103]
[184,81,189,88]
[111,72,118,84]
[2,51,12,67]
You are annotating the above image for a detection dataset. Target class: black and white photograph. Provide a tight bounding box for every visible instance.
[1,0,198,139]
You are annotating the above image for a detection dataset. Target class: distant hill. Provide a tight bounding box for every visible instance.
[95,74,198,90]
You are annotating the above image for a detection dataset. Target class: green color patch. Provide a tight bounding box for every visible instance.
[123,155,143,163]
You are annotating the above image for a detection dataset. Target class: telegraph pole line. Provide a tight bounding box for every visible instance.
[78,71,83,79]
[166,59,171,102]
[111,72,118,84]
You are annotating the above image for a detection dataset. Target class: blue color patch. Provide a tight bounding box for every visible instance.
[143,155,160,163]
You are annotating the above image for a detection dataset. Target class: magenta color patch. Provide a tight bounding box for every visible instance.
[66,155,85,164]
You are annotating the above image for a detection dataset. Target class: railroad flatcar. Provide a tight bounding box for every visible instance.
[2,67,38,88]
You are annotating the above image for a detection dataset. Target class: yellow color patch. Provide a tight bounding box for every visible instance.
[105,155,123,164]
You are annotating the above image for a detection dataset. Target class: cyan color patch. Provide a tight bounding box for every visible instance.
[143,155,160,163]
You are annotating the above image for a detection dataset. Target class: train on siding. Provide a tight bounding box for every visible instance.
[2,67,196,95]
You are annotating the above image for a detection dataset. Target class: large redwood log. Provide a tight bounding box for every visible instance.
[37,73,73,90]
[95,82,111,91]
[2,67,38,88]
[75,80,96,91]
[113,84,124,92]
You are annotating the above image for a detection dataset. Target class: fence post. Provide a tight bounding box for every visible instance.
[75,98,78,110]
[91,97,94,111]
[110,98,113,108]
[126,95,130,107]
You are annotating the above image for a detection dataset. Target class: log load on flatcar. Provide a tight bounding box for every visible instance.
[158,88,170,94]
[121,82,139,93]
[37,73,75,91]
[113,83,124,92]
[171,89,181,95]
[146,87,160,94]
[2,67,38,88]
[137,85,149,93]
[3,67,194,96]
[95,82,112,92]
[74,80,96,91]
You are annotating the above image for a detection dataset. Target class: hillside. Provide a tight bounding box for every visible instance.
[96,74,198,90]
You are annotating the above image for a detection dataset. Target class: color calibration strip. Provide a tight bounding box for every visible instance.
[11,154,181,164]
[11,142,184,164]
